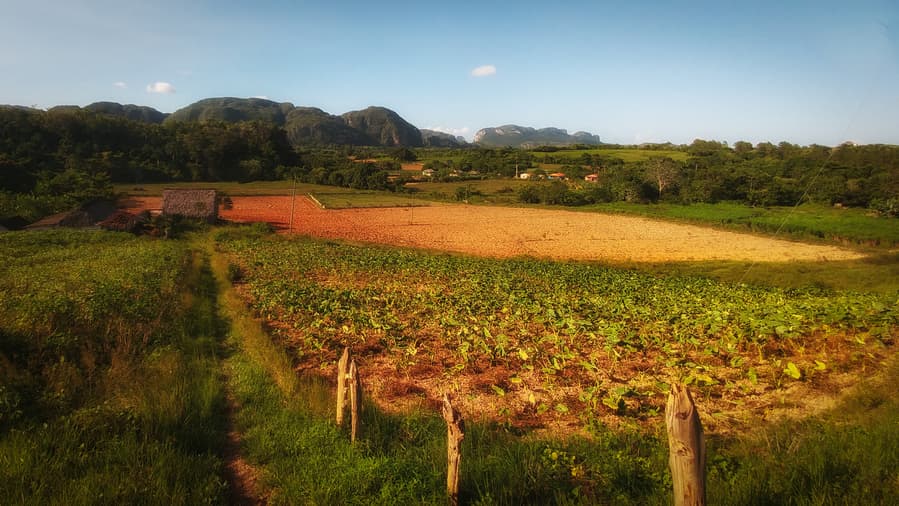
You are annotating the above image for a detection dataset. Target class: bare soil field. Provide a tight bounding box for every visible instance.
[122,195,863,262]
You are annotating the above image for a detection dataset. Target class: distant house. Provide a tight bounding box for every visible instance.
[421,168,436,178]
[99,210,150,233]
[25,200,117,230]
[519,172,532,180]
[0,216,28,231]
[584,174,599,183]
[548,172,566,181]
[162,189,218,223]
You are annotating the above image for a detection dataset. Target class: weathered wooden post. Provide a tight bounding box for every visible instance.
[441,393,464,506]
[349,358,361,443]
[666,383,706,506]
[336,347,350,426]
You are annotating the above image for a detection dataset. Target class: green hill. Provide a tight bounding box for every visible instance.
[474,124,601,148]
[284,107,372,145]
[341,106,423,147]
[85,102,168,123]
[165,97,294,125]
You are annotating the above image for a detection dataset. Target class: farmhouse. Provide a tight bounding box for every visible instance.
[99,210,150,233]
[584,174,599,183]
[421,168,436,178]
[25,200,117,230]
[548,172,566,181]
[519,172,532,180]
[162,189,218,223]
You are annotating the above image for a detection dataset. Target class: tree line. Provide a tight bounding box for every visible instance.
[0,108,394,219]
[1,107,896,220]
[514,141,898,215]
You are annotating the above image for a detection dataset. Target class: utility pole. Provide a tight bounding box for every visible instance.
[289,175,296,232]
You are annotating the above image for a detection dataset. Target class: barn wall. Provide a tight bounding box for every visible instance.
[162,189,218,223]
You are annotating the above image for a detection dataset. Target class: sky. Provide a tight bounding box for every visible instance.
[1,0,897,145]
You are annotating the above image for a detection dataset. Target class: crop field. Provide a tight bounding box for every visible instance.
[218,233,897,433]
[2,223,897,503]
[124,195,866,265]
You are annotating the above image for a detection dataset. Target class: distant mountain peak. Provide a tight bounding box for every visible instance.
[420,129,469,148]
[474,124,600,148]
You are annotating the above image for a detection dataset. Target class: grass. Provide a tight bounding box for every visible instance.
[706,356,899,505]
[0,232,228,504]
[311,191,430,209]
[583,201,899,246]
[636,254,899,294]
[1,227,896,503]
[529,148,690,163]
[404,179,527,204]
[114,180,358,196]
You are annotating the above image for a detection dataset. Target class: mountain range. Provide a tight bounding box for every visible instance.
[473,125,602,148]
[20,97,601,148]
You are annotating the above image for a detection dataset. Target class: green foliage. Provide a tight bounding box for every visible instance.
[0,231,227,503]
[216,232,898,503]
[217,235,897,428]
[0,107,296,190]
[586,201,899,246]
[522,141,899,213]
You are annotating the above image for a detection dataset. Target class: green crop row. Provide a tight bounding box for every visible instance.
[217,233,898,426]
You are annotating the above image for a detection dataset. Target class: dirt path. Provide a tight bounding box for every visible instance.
[222,389,267,505]
[125,196,863,263]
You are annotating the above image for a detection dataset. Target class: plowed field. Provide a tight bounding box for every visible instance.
[121,195,863,262]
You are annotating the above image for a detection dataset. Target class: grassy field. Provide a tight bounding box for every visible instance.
[311,191,429,209]
[404,179,528,205]
[0,230,227,503]
[114,180,356,196]
[584,201,899,246]
[529,148,690,163]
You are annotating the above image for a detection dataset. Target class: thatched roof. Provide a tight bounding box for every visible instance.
[162,189,218,223]
[24,200,118,230]
[25,209,92,230]
[98,210,149,233]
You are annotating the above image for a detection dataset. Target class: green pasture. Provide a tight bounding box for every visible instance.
[529,148,690,163]
[310,191,429,209]
[584,201,899,246]
[114,180,355,196]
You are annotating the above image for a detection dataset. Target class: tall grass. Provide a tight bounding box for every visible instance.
[0,231,227,504]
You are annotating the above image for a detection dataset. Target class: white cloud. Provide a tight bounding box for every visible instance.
[471,64,496,77]
[112,81,127,89]
[146,82,175,94]
[251,95,269,100]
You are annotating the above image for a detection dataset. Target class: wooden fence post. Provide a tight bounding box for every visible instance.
[666,383,706,506]
[349,358,361,443]
[441,393,464,506]
[336,347,350,426]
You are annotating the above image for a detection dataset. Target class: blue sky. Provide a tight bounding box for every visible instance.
[1,0,897,145]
